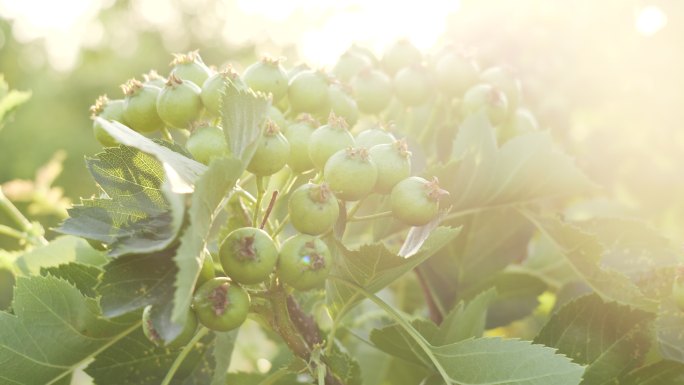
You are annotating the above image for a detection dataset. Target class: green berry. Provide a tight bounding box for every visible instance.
[278,234,332,291]
[283,115,317,173]
[352,69,392,114]
[308,114,354,169]
[187,125,227,165]
[390,177,446,226]
[288,183,339,235]
[122,79,165,133]
[246,120,290,176]
[219,227,279,285]
[193,277,250,331]
[288,69,330,113]
[170,50,213,87]
[370,140,411,194]
[323,147,378,201]
[243,57,289,102]
[156,74,203,129]
[90,95,125,147]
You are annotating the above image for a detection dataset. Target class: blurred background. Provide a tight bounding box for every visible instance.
[0,0,682,240]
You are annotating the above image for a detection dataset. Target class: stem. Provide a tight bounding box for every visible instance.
[0,224,25,240]
[271,213,290,238]
[270,285,310,359]
[260,191,278,230]
[348,211,392,222]
[235,186,257,205]
[328,275,452,384]
[252,177,265,227]
[415,267,443,324]
[345,198,365,219]
[160,327,210,385]
[0,187,47,245]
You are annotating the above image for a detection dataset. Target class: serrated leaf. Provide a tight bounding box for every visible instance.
[41,263,102,298]
[224,371,300,385]
[0,275,138,385]
[57,146,185,257]
[655,299,684,363]
[524,214,658,312]
[484,272,547,329]
[434,112,594,213]
[326,226,460,318]
[15,235,107,275]
[433,337,584,385]
[535,294,653,384]
[439,288,497,344]
[98,248,176,319]
[621,360,684,385]
[172,157,242,323]
[210,331,237,385]
[517,232,579,289]
[220,79,271,169]
[370,319,440,367]
[94,118,207,193]
[85,328,215,385]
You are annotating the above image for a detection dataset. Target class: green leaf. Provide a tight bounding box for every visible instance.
[172,157,242,323]
[41,263,102,298]
[224,371,300,385]
[621,360,684,385]
[516,232,579,289]
[0,74,31,129]
[439,288,497,344]
[326,226,460,318]
[534,294,653,384]
[656,299,684,363]
[0,275,138,385]
[14,235,107,275]
[98,248,176,318]
[210,331,237,385]
[57,146,185,257]
[370,319,440,367]
[325,348,362,385]
[432,337,584,385]
[484,272,547,329]
[220,79,271,170]
[436,112,595,213]
[94,118,207,193]
[524,214,658,312]
[85,328,216,385]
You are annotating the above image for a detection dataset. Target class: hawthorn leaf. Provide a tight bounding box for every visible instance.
[85,328,216,385]
[0,75,31,129]
[535,294,653,384]
[15,235,107,275]
[432,337,584,385]
[0,275,138,385]
[56,146,185,257]
[326,226,460,318]
[98,248,176,319]
[220,78,271,170]
[94,117,207,193]
[620,360,684,385]
[483,272,547,328]
[524,214,658,312]
[370,319,440,367]
[41,263,102,298]
[210,331,237,385]
[432,112,595,214]
[438,288,497,344]
[655,299,684,363]
[171,157,242,323]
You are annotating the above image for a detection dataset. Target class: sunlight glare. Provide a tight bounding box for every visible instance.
[636,5,667,36]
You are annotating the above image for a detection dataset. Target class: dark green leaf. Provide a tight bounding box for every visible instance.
[535,294,653,384]
[0,275,138,385]
[41,263,102,298]
[57,146,185,257]
[656,299,684,363]
[439,288,497,344]
[370,319,440,367]
[621,360,684,385]
[326,226,460,318]
[210,331,237,385]
[484,272,547,329]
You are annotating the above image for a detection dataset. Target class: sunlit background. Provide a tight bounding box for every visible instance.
[1,0,683,238]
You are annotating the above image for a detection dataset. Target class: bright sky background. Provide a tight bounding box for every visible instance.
[0,0,669,72]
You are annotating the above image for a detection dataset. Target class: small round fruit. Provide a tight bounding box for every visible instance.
[193,277,250,332]
[480,66,522,112]
[243,57,288,102]
[283,115,317,173]
[268,106,288,130]
[288,69,330,114]
[390,177,447,226]
[156,74,203,129]
[142,70,167,88]
[393,65,432,106]
[370,140,411,194]
[352,69,392,114]
[328,83,359,126]
[324,147,378,201]
[122,79,165,133]
[197,256,216,288]
[187,126,227,164]
[246,120,290,176]
[201,67,244,115]
[90,95,125,147]
[170,50,213,87]
[142,305,198,349]
[308,114,354,169]
[332,50,373,82]
[355,125,396,148]
[219,227,278,285]
[461,84,508,126]
[435,51,479,97]
[288,183,339,235]
[381,39,422,76]
[278,235,332,291]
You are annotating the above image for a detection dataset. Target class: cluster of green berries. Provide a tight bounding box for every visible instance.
[91,43,535,346]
